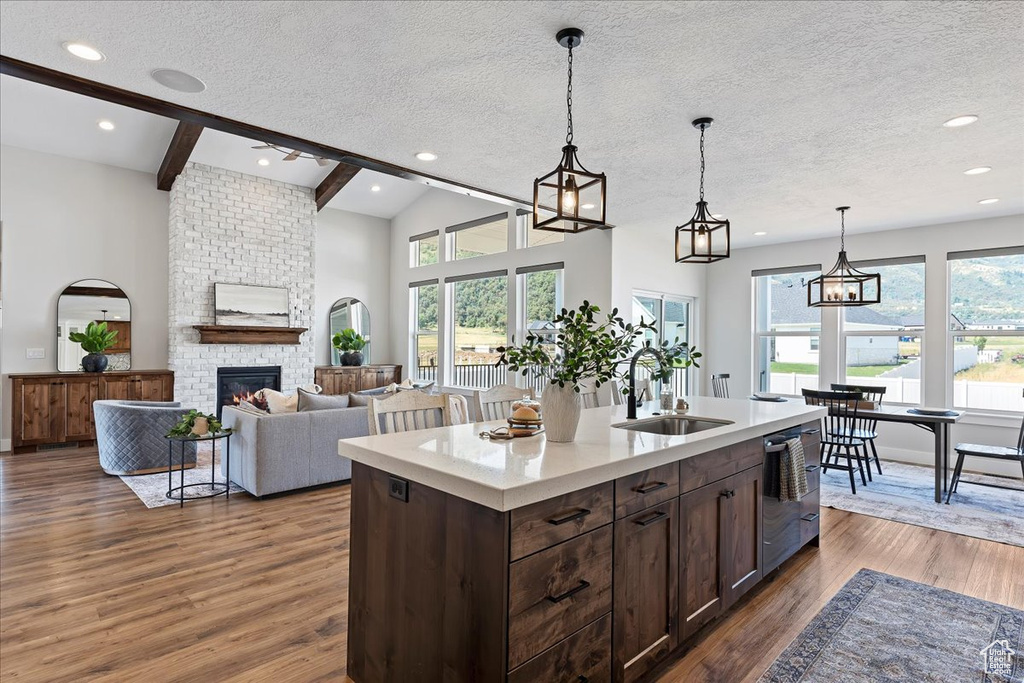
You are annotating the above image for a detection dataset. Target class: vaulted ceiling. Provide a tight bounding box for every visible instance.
[1,1,1021,245]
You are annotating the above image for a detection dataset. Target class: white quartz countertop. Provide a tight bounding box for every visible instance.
[338,396,826,511]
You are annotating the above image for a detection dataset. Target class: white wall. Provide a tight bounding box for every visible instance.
[705,214,1024,475]
[0,145,169,446]
[388,188,613,382]
[315,207,391,366]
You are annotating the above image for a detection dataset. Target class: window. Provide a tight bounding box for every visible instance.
[753,266,821,396]
[949,247,1024,412]
[410,280,439,381]
[410,230,439,267]
[841,257,925,404]
[518,263,564,393]
[448,213,508,260]
[632,291,694,397]
[446,270,508,388]
[521,210,565,248]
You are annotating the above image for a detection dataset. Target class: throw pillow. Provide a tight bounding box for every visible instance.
[235,400,268,415]
[348,392,372,407]
[257,388,298,413]
[297,388,350,412]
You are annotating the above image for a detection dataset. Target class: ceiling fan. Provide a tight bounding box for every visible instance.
[251,143,331,167]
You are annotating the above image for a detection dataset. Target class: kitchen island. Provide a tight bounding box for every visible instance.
[339,396,826,683]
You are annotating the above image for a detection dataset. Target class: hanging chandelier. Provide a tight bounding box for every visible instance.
[807,207,881,307]
[675,118,730,263]
[532,28,608,234]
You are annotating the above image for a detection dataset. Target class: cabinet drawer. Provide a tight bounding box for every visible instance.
[615,461,679,518]
[508,613,611,683]
[680,436,762,494]
[508,525,613,670]
[510,482,614,560]
[800,488,820,545]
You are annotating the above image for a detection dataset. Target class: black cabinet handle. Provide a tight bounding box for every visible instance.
[801,428,821,435]
[548,508,591,526]
[547,580,591,604]
[801,513,820,522]
[805,465,819,472]
[635,511,669,527]
[634,481,668,495]
[720,489,735,499]
[578,676,589,683]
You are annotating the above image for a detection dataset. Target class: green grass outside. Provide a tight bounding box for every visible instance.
[770,362,904,377]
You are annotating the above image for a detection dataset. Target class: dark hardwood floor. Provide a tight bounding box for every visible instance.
[2,447,1022,682]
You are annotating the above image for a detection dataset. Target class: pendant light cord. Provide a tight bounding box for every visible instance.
[565,42,574,145]
[839,208,846,251]
[698,124,706,202]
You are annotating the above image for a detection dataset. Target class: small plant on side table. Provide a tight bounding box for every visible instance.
[167,410,224,438]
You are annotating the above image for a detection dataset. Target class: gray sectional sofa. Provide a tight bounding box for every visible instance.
[220,405,368,497]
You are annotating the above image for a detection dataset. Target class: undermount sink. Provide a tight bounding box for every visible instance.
[613,415,734,436]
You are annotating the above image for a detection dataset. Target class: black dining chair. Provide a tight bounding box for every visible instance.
[711,373,730,398]
[946,390,1024,504]
[831,383,886,478]
[803,389,867,494]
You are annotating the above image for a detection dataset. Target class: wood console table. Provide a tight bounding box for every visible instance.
[314,365,402,395]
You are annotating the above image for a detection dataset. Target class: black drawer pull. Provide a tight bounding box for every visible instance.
[801,428,821,435]
[720,489,735,499]
[635,511,669,527]
[547,580,591,604]
[548,508,591,526]
[578,676,589,683]
[805,465,819,472]
[634,481,668,495]
[801,513,820,522]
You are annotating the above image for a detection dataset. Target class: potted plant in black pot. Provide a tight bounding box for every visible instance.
[333,328,367,366]
[68,321,118,372]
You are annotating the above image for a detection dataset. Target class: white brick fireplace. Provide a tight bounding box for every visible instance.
[167,163,316,411]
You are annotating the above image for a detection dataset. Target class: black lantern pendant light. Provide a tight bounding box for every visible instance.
[532,28,608,234]
[807,207,881,307]
[675,118,730,263]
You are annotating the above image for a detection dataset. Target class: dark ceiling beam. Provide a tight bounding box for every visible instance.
[156,121,203,191]
[0,55,531,210]
[315,163,361,211]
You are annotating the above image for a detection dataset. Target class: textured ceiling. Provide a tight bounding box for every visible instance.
[1,1,1022,246]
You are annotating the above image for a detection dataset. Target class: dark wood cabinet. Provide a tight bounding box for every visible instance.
[723,465,763,606]
[314,365,402,396]
[99,320,131,354]
[10,371,174,453]
[614,499,679,682]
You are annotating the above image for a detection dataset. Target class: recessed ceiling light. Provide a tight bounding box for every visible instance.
[151,69,207,93]
[371,185,382,192]
[963,166,991,175]
[581,203,595,210]
[753,231,767,236]
[113,315,122,320]
[97,120,115,131]
[63,42,105,61]
[943,115,978,128]
[415,152,438,161]
[257,158,270,167]
[978,198,999,205]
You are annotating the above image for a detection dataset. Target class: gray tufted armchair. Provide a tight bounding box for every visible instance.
[94,401,198,475]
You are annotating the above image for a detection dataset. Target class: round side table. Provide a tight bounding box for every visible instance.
[165,430,233,508]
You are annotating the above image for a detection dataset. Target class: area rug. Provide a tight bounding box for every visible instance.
[118,442,247,508]
[820,460,1024,547]
[759,569,1024,682]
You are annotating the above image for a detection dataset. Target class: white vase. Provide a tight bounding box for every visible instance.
[542,383,582,443]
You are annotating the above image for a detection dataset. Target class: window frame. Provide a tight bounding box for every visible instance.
[444,269,510,390]
[446,212,509,262]
[409,279,440,383]
[751,265,822,397]
[632,289,697,397]
[516,263,565,393]
[409,230,440,268]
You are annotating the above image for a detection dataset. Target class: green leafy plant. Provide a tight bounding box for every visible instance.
[68,321,118,354]
[166,410,224,438]
[332,328,367,353]
[497,301,701,393]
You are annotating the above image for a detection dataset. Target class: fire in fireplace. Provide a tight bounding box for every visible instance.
[216,366,282,418]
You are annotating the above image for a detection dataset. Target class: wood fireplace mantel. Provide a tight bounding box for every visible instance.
[193,325,307,345]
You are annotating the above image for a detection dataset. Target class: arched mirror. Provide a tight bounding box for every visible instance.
[330,297,371,365]
[57,279,131,371]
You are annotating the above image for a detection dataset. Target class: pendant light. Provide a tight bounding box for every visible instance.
[675,118,730,263]
[807,207,881,307]
[532,28,608,234]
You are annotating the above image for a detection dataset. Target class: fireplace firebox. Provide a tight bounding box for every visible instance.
[216,366,282,417]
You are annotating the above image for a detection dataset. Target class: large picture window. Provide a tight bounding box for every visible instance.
[446,270,508,389]
[410,280,439,382]
[841,257,925,404]
[410,230,439,267]
[948,247,1024,412]
[753,266,822,396]
[448,213,508,261]
[518,263,564,393]
[632,291,694,397]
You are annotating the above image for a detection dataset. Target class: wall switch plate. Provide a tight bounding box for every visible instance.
[388,476,409,503]
[26,348,45,359]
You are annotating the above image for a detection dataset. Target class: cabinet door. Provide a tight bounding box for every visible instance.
[101,376,132,401]
[135,376,167,402]
[340,369,361,395]
[65,379,99,440]
[15,381,66,446]
[614,499,678,683]
[722,466,763,608]
[678,482,726,639]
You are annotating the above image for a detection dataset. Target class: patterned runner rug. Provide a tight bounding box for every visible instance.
[759,569,1023,682]
[820,460,1024,547]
